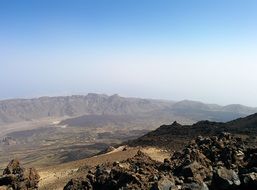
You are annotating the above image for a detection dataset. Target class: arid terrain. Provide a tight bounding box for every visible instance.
[0,94,256,171]
[0,94,257,189]
[38,113,257,190]
[38,146,170,190]
[2,0,256,189]
[1,112,256,189]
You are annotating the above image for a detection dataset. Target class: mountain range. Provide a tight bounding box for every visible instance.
[0,93,256,125]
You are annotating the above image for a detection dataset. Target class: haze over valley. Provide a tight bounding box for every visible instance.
[1,1,257,189]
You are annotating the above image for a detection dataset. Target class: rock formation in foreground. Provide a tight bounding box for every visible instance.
[64,132,257,190]
[0,159,40,190]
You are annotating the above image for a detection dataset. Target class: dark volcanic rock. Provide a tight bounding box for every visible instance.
[181,182,209,190]
[0,159,40,190]
[151,176,177,190]
[130,113,257,150]
[64,150,168,190]
[64,133,257,190]
[3,159,24,175]
[212,167,241,189]
[240,172,257,189]
[64,177,92,190]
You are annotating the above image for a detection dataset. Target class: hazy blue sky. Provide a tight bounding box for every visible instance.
[1,0,257,106]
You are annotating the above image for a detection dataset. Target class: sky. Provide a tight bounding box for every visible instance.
[1,0,257,106]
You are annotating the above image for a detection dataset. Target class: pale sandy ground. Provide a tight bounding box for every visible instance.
[141,147,171,162]
[0,117,69,137]
[38,146,170,190]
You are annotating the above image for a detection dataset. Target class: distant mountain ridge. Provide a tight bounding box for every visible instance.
[0,93,256,125]
[164,100,257,122]
[130,112,257,149]
[0,94,173,124]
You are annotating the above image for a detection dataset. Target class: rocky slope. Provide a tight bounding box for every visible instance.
[64,132,257,190]
[130,113,257,150]
[62,113,257,190]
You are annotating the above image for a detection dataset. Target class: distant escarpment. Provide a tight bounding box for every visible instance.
[0,94,172,124]
[0,94,256,125]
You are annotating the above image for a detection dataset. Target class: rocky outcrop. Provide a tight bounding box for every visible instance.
[64,133,257,190]
[0,159,40,190]
[130,113,257,150]
[64,151,171,190]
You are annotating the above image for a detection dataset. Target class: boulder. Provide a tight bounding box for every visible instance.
[179,161,212,183]
[64,177,93,190]
[0,159,39,190]
[181,182,209,190]
[3,159,24,175]
[212,167,240,190]
[151,176,177,190]
[240,172,257,190]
